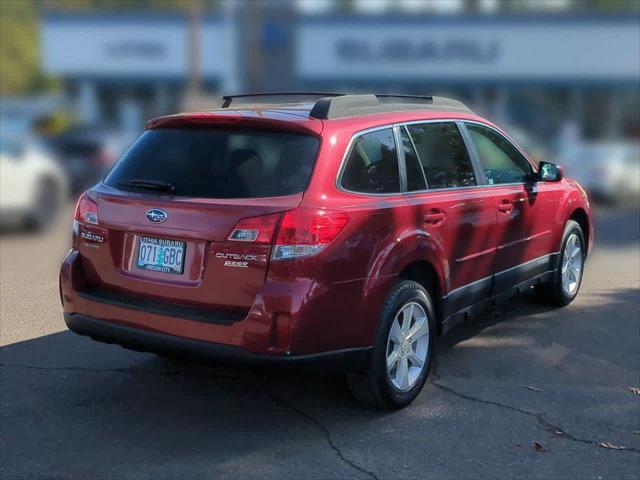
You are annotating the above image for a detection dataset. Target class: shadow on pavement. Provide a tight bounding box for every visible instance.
[1,285,639,479]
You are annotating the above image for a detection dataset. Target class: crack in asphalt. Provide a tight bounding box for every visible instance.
[432,381,640,454]
[4,361,637,457]
[265,377,380,480]
[2,362,378,478]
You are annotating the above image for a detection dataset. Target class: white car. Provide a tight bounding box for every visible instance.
[0,137,68,230]
[558,142,640,205]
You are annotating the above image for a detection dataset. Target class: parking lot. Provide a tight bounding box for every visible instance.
[1,206,639,479]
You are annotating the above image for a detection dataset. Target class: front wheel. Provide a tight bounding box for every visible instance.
[536,219,585,306]
[346,280,435,409]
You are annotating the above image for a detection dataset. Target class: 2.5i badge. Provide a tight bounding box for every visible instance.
[215,252,264,268]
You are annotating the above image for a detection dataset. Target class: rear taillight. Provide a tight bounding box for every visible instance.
[227,208,349,260]
[272,208,348,260]
[228,212,281,244]
[74,192,98,225]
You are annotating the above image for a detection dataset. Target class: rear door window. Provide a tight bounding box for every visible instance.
[104,128,320,198]
[340,128,400,194]
[465,123,533,185]
[406,122,477,189]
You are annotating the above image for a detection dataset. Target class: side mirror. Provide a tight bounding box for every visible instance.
[539,161,563,182]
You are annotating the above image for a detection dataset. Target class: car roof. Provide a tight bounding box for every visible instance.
[147,94,489,136]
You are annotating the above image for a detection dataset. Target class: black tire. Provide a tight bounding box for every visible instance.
[535,220,585,306]
[24,177,61,232]
[346,280,435,409]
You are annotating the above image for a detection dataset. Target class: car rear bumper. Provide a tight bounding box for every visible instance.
[64,312,370,368]
[60,248,390,361]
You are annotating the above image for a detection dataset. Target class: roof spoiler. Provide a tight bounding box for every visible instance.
[212,93,473,119]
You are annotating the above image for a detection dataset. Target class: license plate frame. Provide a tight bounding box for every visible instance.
[136,235,186,275]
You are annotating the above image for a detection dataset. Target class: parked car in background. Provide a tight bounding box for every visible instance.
[558,142,640,205]
[46,127,134,194]
[60,93,593,408]
[0,136,68,231]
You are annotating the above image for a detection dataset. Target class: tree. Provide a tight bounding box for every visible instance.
[0,0,54,96]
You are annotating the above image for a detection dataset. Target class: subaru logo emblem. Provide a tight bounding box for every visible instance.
[146,209,167,223]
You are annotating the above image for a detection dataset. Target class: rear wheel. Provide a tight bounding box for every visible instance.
[346,280,435,408]
[536,220,585,306]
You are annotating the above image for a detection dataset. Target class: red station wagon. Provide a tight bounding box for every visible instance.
[60,93,593,408]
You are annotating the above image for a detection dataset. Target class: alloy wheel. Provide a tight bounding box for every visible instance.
[386,302,430,391]
[561,233,583,295]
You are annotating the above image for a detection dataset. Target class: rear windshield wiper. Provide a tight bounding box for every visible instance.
[118,179,176,194]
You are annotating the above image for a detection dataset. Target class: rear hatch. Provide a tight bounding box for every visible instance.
[75,117,321,313]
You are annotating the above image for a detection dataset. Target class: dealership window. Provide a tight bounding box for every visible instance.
[341,128,400,193]
[619,89,640,139]
[582,88,640,140]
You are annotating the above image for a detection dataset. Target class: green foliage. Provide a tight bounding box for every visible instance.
[0,0,55,96]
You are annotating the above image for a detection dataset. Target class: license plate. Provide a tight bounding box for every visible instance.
[137,236,185,274]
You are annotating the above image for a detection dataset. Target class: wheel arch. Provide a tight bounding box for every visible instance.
[397,260,445,333]
[568,207,590,255]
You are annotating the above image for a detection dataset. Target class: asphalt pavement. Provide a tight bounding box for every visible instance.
[1,206,639,479]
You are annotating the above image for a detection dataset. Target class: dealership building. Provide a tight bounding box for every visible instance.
[42,13,639,143]
[42,14,239,131]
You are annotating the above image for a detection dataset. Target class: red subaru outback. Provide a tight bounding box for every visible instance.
[60,94,593,408]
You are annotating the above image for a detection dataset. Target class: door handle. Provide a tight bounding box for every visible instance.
[424,211,446,224]
[497,200,513,213]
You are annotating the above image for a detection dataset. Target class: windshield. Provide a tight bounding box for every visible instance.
[104,128,320,199]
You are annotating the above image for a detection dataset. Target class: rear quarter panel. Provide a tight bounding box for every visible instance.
[276,120,449,348]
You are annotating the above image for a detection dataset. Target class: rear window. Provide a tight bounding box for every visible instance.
[340,128,400,194]
[104,128,320,198]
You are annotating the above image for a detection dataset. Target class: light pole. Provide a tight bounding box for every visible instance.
[187,0,203,97]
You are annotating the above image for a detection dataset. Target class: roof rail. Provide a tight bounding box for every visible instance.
[210,93,473,119]
[218,92,345,108]
[309,94,472,119]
